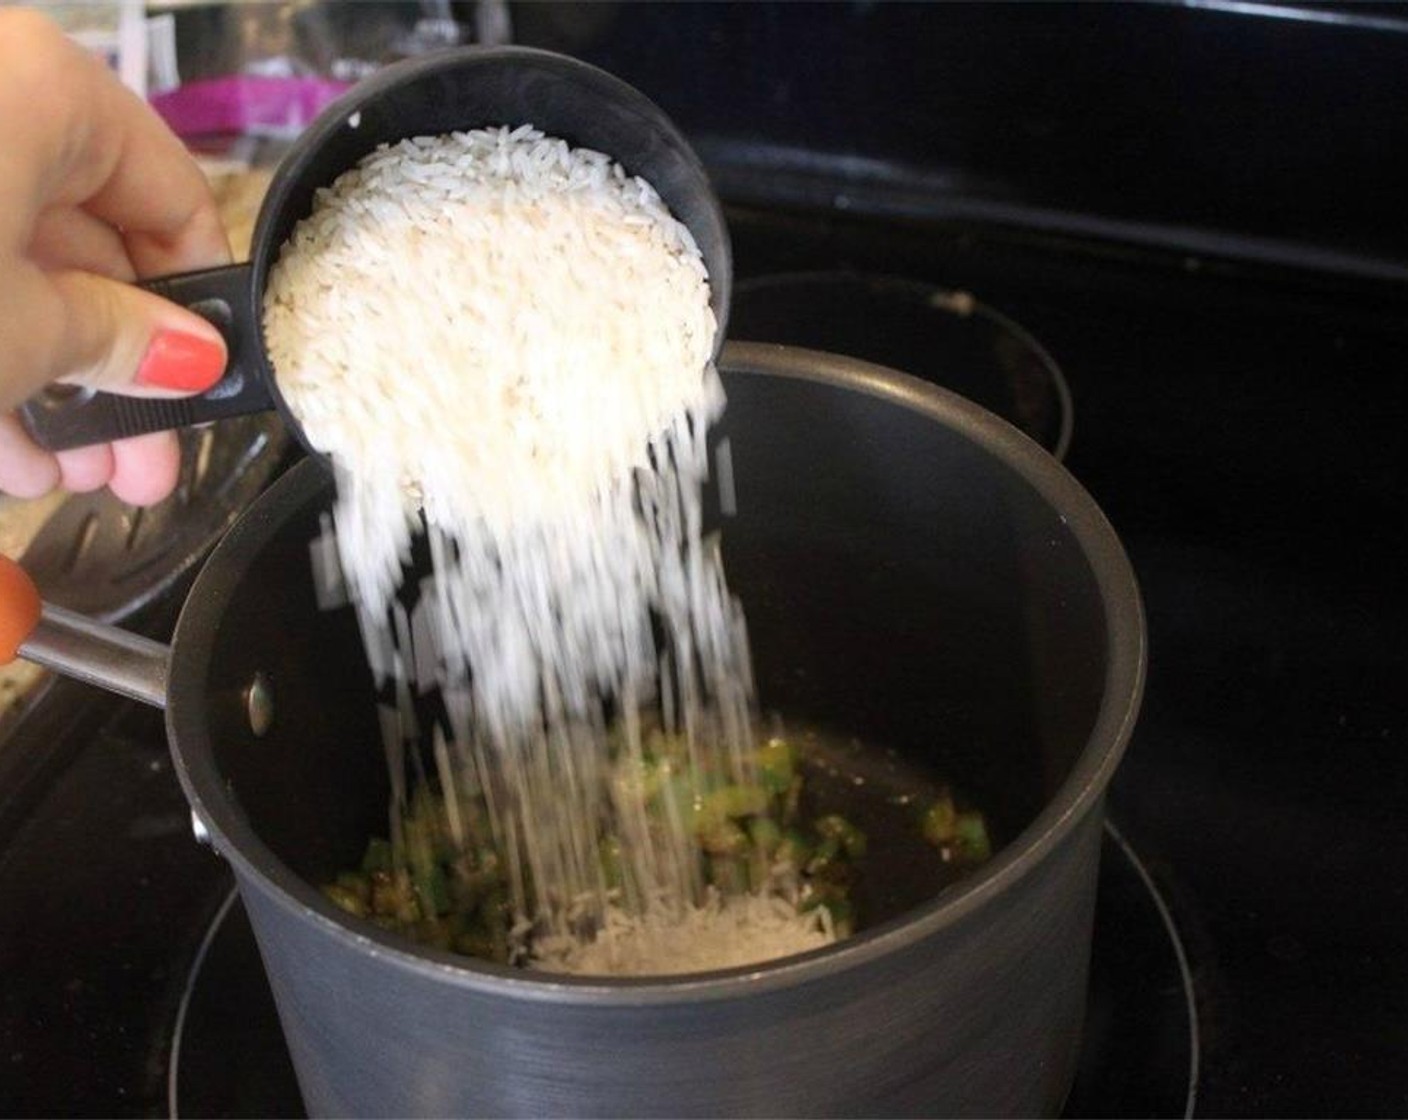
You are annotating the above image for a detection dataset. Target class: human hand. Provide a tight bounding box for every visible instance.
[0,8,231,506]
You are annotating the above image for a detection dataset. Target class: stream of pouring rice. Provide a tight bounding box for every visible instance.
[263,126,833,974]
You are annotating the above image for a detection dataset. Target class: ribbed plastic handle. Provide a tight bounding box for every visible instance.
[17,262,277,451]
[0,555,41,665]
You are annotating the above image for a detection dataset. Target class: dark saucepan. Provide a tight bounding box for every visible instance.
[186,343,1143,1115]
[4,343,1143,1116]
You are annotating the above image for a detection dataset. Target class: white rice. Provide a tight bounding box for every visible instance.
[264,126,835,974]
[265,126,715,577]
[533,886,835,977]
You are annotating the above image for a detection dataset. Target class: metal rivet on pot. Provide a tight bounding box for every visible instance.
[245,671,274,737]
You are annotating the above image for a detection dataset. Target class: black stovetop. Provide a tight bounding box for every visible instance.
[1,205,1405,1117]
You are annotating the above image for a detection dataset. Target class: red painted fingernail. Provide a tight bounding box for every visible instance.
[135,329,226,392]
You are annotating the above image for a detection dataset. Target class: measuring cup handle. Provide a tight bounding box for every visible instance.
[16,262,276,452]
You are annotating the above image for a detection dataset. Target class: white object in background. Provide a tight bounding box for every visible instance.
[145,11,179,96]
[45,0,147,97]
[114,0,144,95]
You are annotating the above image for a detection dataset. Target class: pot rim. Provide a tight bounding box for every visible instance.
[731,270,1076,462]
[166,341,1146,1005]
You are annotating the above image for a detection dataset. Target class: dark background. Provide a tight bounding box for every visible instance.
[507,0,1408,278]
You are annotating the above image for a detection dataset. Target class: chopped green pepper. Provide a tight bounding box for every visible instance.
[748,816,782,858]
[774,828,813,870]
[756,737,795,795]
[414,863,451,916]
[702,783,769,820]
[814,814,866,860]
[326,725,988,969]
[361,837,394,875]
[921,795,958,846]
[954,811,992,863]
[323,882,369,918]
[598,834,625,890]
[698,817,750,857]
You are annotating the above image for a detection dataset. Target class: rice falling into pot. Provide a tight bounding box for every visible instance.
[263,126,834,974]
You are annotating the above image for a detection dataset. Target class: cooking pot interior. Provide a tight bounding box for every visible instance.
[194,363,1109,933]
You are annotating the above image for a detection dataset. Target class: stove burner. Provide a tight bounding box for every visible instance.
[729,272,1074,460]
[166,820,1196,1118]
[1064,822,1199,1119]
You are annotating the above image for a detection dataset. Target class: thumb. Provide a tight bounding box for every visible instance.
[0,264,227,411]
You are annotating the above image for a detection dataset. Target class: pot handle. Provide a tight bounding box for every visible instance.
[0,555,169,708]
[15,262,277,452]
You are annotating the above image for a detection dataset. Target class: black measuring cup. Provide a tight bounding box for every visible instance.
[19,46,732,454]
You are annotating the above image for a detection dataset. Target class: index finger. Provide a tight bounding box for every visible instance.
[0,9,230,275]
